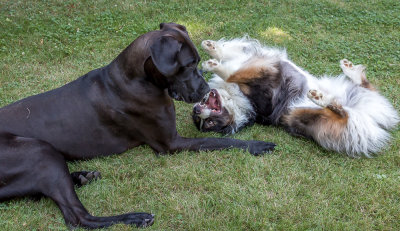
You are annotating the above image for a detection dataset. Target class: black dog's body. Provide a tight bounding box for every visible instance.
[0,23,275,229]
[0,65,171,159]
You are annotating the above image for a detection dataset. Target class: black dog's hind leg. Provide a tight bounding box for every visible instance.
[70,171,101,187]
[0,134,154,229]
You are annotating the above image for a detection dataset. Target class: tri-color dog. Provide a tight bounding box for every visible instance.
[193,37,399,157]
[0,25,276,229]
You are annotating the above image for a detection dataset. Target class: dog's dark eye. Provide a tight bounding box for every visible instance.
[207,120,215,126]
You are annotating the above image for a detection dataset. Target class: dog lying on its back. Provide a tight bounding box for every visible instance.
[192,37,399,157]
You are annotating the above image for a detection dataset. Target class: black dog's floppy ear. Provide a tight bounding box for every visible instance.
[150,36,183,77]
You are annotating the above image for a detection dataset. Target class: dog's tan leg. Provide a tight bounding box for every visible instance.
[340,59,376,90]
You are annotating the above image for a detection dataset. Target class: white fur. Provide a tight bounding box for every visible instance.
[202,37,399,157]
[340,59,365,85]
[285,61,399,157]
[208,76,253,133]
[203,37,287,132]
[202,36,287,81]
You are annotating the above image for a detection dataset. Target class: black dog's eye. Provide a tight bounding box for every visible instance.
[207,120,215,126]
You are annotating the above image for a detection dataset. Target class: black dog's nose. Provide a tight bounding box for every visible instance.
[193,104,202,114]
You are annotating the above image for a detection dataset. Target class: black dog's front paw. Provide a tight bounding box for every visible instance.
[247,141,276,156]
[123,212,155,228]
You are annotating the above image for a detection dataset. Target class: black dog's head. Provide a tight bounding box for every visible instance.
[146,23,210,103]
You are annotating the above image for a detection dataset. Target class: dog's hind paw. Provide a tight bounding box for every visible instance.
[70,171,101,187]
[340,59,366,85]
[307,89,333,107]
[202,59,220,72]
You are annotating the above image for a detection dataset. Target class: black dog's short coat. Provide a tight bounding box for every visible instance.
[0,23,275,229]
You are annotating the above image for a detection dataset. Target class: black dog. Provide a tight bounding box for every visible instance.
[0,23,275,229]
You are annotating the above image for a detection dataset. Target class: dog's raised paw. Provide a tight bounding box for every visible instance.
[202,59,220,71]
[201,40,216,51]
[201,40,221,59]
[340,59,365,85]
[307,89,332,107]
[340,59,353,68]
[307,89,322,100]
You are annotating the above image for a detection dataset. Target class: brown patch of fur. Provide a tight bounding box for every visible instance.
[360,69,376,91]
[227,66,265,83]
[238,83,251,95]
[361,79,376,91]
[283,107,348,141]
[327,101,348,118]
[226,58,279,84]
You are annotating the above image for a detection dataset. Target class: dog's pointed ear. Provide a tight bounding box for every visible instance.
[150,36,183,77]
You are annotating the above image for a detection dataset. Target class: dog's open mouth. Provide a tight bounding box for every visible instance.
[199,89,221,114]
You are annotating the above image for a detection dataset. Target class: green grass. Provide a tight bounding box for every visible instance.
[1,0,400,230]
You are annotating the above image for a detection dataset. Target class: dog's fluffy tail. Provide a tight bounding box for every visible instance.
[320,83,399,157]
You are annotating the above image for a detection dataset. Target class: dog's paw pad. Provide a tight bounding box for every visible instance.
[307,89,330,107]
[207,60,218,66]
[307,89,322,100]
[201,40,216,51]
[340,59,365,84]
[340,59,353,68]
[201,40,221,58]
[202,59,219,71]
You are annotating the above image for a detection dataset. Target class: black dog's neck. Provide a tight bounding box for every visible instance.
[114,32,156,79]
[112,31,170,92]
[143,57,169,89]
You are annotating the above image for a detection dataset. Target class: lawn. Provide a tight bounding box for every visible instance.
[1,0,400,230]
